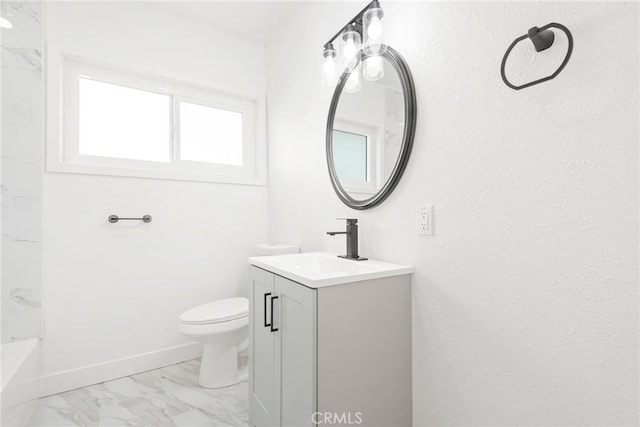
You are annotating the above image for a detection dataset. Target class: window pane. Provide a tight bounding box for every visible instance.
[78,78,170,162]
[179,101,243,166]
[333,130,368,182]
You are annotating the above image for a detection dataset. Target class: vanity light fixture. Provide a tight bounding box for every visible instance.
[321,0,387,88]
[363,54,384,81]
[363,3,386,55]
[344,62,362,93]
[340,23,362,70]
[321,43,338,87]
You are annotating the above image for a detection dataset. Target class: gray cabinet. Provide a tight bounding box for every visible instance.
[249,266,411,427]
[249,267,278,426]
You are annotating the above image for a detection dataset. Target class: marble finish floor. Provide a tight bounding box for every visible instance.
[28,359,248,426]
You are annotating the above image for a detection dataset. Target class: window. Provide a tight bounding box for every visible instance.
[51,58,265,185]
[178,101,243,166]
[78,78,171,162]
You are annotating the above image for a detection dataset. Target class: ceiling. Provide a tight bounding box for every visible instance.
[150,1,305,45]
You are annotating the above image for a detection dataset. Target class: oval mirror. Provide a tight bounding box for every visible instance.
[326,46,416,210]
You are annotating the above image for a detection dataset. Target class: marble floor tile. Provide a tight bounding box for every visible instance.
[29,359,248,427]
[171,410,221,427]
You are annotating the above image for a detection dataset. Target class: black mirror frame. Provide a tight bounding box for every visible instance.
[326,45,417,210]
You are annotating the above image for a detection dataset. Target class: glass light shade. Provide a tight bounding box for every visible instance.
[363,6,386,55]
[340,24,362,70]
[363,55,384,81]
[321,44,338,87]
[344,63,361,93]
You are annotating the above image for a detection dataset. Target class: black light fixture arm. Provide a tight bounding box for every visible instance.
[323,0,379,49]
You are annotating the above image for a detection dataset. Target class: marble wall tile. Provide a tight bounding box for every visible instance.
[1,0,44,343]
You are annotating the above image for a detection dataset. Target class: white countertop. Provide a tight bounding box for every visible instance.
[248,251,413,288]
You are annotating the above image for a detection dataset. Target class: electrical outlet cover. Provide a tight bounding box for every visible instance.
[417,205,433,236]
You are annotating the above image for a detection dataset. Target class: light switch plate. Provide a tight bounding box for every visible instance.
[417,205,433,236]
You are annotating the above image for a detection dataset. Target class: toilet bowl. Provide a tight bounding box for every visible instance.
[178,297,249,388]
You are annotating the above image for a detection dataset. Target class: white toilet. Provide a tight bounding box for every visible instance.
[178,297,249,388]
[178,243,299,389]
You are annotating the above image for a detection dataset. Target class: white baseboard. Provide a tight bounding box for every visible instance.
[39,342,203,397]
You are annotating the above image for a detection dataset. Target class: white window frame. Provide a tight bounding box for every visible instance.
[49,56,266,185]
[333,119,383,195]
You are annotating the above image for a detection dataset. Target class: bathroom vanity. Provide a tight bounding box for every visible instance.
[248,252,412,427]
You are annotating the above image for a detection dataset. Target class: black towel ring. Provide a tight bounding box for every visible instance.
[501,22,574,90]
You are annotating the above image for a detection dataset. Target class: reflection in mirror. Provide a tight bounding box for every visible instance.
[331,54,405,199]
[333,130,368,183]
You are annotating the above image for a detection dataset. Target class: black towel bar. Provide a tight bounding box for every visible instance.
[108,215,152,223]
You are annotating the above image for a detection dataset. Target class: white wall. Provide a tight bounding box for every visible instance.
[267,2,638,425]
[41,2,268,396]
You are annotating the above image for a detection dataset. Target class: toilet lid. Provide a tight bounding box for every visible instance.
[180,297,249,325]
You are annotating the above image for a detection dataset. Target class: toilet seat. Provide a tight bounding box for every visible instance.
[180,297,248,325]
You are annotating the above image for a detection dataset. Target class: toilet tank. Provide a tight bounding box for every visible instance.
[254,243,300,256]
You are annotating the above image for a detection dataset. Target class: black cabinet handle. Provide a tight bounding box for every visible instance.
[264,293,271,327]
[270,296,279,332]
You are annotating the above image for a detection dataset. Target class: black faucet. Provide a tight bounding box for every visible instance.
[327,218,368,261]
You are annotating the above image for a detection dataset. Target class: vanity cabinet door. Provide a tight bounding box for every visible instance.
[274,276,317,427]
[250,267,279,427]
